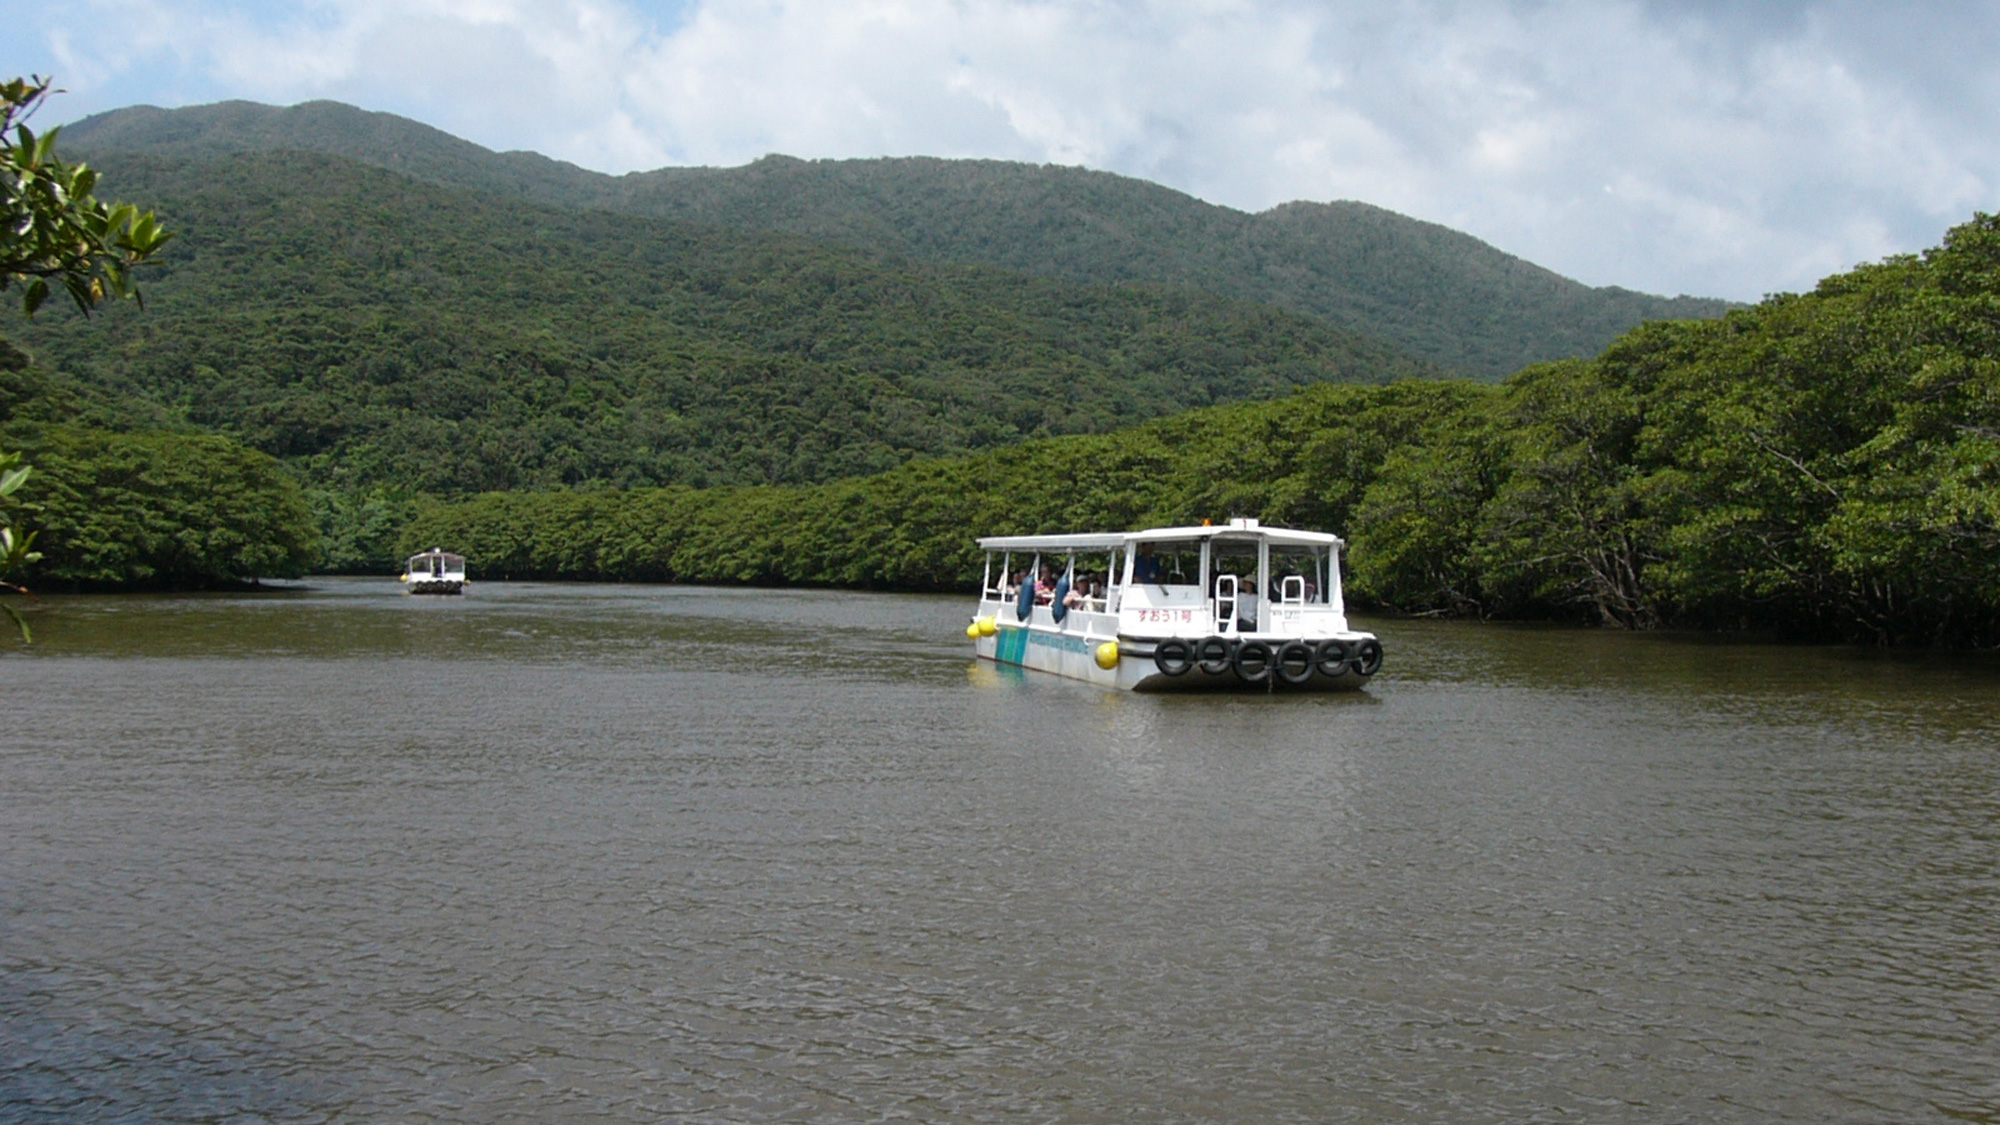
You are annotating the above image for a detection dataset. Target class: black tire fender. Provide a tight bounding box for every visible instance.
[1234,639,1274,685]
[1195,636,1235,675]
[1153,638,1194,677]
[1353,638,1384,676]
[1314,638,1352,677]
[1275,641,1316,686]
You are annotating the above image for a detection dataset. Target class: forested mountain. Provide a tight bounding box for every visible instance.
[600,161,1731,377]
[7,150,1433,499]
[400,212,2000,647]
[15,87,1998,646]
[62,99,1733,377]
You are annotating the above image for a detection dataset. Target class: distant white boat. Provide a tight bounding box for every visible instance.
[401,548,467,595]
[970,518,1382,691]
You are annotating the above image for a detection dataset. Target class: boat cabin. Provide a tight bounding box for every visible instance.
[977,518,1347,637]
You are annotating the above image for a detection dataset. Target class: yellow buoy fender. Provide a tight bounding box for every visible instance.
[978,616,998,637]
[966,622,982,639]
[1094,641,1120,670]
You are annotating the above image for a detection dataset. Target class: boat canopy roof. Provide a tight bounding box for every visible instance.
[407,548,465,565]
[978,518,1343,552]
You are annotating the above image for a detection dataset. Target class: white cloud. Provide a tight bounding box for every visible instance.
[2,0,1995,300]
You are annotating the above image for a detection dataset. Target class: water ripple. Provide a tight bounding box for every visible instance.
[4,579,1998,1122]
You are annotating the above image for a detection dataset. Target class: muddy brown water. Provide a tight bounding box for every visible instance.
[4,578,1997,1123]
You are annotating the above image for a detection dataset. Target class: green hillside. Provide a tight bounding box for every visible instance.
[3,341,317,589]
[61,99,1733,377]
[7,149,1434,501]
[57,99,601,210]
[603,157,1731,376]
[400,212,2000,647]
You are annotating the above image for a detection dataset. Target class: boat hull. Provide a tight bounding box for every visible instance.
[975,623,1372,693]
[405,579,464,595]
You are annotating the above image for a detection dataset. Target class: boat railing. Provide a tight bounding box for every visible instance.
[1212,574,1239,635]
[977,596,1121,635]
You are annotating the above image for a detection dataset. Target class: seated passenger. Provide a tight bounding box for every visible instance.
[1133,545,1163,583]
[1065,575,1101,611]
[1035,567,1057,605]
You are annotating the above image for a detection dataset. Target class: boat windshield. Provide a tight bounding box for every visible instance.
[1130,539,1200,587]
[1210,538,1260,593]
[408,553,463,577]
[1270,544,1331,604]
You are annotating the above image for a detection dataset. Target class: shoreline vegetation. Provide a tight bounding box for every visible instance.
[3,79,1994,646]
[393,212,2000,649]
[8,213,1998,646]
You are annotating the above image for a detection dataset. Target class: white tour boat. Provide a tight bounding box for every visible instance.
[401,548,467,595]
[968,518,1383,691]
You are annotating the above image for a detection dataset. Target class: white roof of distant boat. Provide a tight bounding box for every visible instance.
[978,518,1343,552]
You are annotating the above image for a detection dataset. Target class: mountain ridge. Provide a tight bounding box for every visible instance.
[60,99,1734,378]
[7,149,1436,502]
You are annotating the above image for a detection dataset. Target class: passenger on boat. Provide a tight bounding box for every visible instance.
[1214,572,1258,627]
[1035,567,1057,605]
[1064,575,1094,612]
[1085,574,1109,610]
[1133,544,1162,583]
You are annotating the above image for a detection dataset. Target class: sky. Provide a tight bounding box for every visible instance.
[3,0,1995,302]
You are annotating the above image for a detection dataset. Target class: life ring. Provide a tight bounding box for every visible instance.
[1153,638,1194,676]
[1015,578,1033,622]
[1234,639,1274,684]
[1195,636,1234,675]
[1275,641,1316,686]
[1353,638,1384,676]
[1314,638,1352,677]
[1051,576,1070,623]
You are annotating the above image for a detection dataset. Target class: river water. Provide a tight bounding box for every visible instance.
[2,579,1996,1123]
